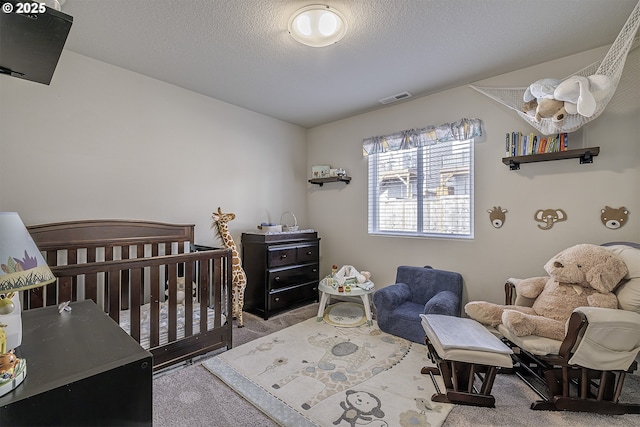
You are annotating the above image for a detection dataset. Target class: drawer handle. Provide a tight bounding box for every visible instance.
[274,297,280,302]
[313,268,318,272]
[281,254,287,259]
[274,276,281,281]
[306,251,312,255]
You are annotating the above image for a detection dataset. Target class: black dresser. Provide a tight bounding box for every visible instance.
[241,231,320,319]
[0,300,152,426]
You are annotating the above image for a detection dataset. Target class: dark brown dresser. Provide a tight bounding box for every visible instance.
[241,231,320,319]
[0,300,152,426]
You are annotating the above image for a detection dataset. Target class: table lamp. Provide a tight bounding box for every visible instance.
[0,212,55,397]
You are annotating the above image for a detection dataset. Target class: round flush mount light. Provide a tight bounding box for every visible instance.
[288,5,347,48]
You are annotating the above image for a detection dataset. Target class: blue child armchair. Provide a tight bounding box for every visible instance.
[373,266,463,343]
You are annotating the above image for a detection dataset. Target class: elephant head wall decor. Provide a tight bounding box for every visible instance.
[534,208,567,230]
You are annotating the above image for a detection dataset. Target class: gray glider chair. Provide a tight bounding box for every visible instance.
[373,266,463,343]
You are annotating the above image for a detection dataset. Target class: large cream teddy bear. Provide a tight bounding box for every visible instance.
[465,244,627,341]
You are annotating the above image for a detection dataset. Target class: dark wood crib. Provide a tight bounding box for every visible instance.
[25,219,233,371]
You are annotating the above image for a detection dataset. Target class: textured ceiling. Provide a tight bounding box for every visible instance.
[60,0,639,128]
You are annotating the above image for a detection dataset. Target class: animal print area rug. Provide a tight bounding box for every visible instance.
[203,317,452,427]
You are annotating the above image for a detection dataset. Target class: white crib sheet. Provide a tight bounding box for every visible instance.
[119,301,226,350]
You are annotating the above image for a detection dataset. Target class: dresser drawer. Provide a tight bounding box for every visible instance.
[267,242,320,268]
[269,283,318,312]
[268,264,319,291]
[267,246,297,268]
[296,243,319,263]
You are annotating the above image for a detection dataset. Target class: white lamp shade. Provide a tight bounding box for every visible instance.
[0,212,55,294]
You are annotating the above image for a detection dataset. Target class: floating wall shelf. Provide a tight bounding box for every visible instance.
[502,147,600,170]
[308,176,351,186]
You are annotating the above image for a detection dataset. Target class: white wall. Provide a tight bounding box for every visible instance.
[0,51,308,247]
[307,45,640,305]
[1,45,638,307]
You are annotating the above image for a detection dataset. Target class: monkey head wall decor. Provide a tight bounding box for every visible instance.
[487,206,508,228]
[534,208,567,230]
[601,206,629,229]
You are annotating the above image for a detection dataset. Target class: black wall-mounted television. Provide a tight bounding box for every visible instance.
[0,0,73,85]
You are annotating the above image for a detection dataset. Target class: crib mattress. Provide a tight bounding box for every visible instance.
[119,302,225,350]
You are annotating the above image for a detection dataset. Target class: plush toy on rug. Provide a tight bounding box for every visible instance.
[212,207,247,327]
[465,244,627,341]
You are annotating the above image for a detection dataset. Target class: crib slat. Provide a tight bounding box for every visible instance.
[150,265,160,349]
[104,246,114,307]
[184,261,193,337]
[135,244,146,313]
[121,245,130,310]
[213,257,222,329]
[68,249,79,302]
[199,263,209,334]
[168,263,178,343]
[85,249,98,303]
[130,268,142,343]
[58,276,73,302]
[45,248,62,307]
[27,287,44,309]
[108,271,120,323]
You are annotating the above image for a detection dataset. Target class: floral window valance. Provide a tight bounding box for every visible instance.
[362,118,483,156]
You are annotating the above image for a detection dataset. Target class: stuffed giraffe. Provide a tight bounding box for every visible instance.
[212,207,247,328]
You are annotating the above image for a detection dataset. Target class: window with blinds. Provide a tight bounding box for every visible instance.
[368,138,473,238]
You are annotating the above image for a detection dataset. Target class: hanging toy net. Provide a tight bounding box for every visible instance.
[470,0,640,135]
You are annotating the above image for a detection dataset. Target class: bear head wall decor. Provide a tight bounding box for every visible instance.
[600,206,629,229]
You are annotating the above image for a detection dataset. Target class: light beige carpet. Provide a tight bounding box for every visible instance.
[154,304,640,427]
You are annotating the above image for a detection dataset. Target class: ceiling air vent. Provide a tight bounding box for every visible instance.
[379,91,412,105]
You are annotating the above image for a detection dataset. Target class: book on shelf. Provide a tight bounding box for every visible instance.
[505,132,568,157]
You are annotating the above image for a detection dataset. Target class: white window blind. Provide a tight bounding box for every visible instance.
[364,119,480,239]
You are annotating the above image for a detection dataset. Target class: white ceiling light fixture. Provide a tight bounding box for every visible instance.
[288,5,347,48]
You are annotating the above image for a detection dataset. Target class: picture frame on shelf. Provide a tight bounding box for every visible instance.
[312,165,330,179]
